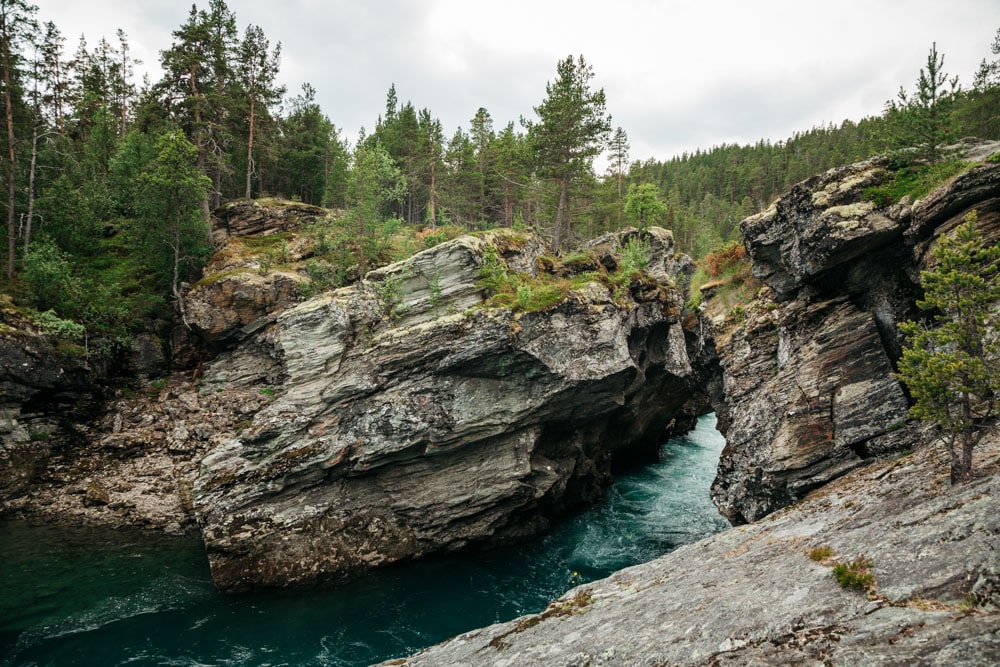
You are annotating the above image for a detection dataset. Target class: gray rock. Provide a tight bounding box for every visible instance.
[193,228,707,591]
[386,431,1000,666]
[712,154,1000,524]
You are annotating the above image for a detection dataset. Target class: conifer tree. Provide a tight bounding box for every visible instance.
[896,211,1000,483]
[1,0,36,279]
[525,54,611,251]
[887,42,959,161]
[235,24,283,200]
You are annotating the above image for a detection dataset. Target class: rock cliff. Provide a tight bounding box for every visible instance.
[192,227,711,591]
[711,142,1000,523]
[0,302,94,502]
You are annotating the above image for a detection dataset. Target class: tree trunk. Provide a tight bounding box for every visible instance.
[428,159,437,228]
[245,93,255,200]
[23,122,37,261]
[3,20,15,280]
[551,174,569,252]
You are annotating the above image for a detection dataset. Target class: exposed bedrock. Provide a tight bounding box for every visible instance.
[193,227,710,591]
[712,140,1000,523]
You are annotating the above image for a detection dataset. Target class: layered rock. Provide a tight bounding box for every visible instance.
[213,199,326,240]
[0,304,93,501]
[192,227,709,591]
[712,141,1000,523]
[387,424,1000,666]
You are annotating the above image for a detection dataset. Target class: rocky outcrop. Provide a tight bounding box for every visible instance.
[0,303,93,502]
[1,376,271,534]
[213,199,326,240]
[192,227,710,591]
[711,141,1000,523]
[387,424,1000,666]
[186,270,305,348]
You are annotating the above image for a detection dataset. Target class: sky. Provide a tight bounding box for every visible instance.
[35,0,1000,166]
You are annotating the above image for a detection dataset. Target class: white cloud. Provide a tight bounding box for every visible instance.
[37,0,1000,160]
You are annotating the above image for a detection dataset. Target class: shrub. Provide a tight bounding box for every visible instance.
[832,557,876,594]
[702,240,747,279]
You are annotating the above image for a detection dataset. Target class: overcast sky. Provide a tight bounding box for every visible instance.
[37,0,1000,165]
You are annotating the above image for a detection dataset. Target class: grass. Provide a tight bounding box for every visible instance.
[832,556,877,594]
[863,159,973,207]
[807,545,835,562]
[476,238,664,314]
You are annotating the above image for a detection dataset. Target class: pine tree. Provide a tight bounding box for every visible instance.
[887,42,959,161]
[896,211,1000,483]
[0,0,36,279]
[608,126,629,225]
[235,24,283,200]
[525,54,611,251]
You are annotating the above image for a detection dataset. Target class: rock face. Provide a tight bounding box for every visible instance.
[711,142,1000,523]
[193,227,710,591]
[388,425,1000,666]
[0,304,93,502]
[213,199,326,239]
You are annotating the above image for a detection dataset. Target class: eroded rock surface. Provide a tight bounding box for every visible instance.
[387,427,1000,666]
[0,304,93,501]
[193,228,709,591]
[712,142,1000,523]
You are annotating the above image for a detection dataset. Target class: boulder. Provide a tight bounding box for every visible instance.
[213,199,326,239]
[193,228,709,591]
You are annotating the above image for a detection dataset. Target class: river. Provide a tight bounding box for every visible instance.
[1,413,727,666]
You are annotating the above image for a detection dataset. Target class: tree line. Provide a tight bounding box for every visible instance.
[0,0,997,360]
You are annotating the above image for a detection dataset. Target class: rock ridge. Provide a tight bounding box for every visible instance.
[711,141,1000,524]
[192,226,712,591]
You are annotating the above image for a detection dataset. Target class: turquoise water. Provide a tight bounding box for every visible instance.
[0,413,727,667]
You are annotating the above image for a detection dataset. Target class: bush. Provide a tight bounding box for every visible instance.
[832,557,876,593]
[22,239,81,315]
[702,240,747,278]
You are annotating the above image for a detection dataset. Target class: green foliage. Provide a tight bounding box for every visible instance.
[376,269,412,320]
[346,140,407,273]
[617,237,651,276]
[832,557,877,594]
[32,309,86,341]
[863,160,971,207]
[134,130,212,300]
[623,183,667,231]
[896,211,1000,483]
[427,272,444,312]
[21,239,80,314]
[525,54,611,250]
[885,42,959,162]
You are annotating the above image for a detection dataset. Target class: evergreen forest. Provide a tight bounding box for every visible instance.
[1,0,999,364]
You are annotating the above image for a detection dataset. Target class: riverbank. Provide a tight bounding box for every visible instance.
[388,424,999,665]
